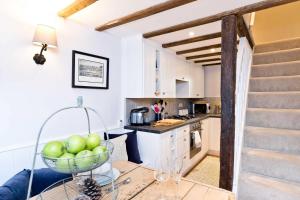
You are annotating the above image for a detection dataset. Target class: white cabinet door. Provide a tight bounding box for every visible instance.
[160,51,176,98]
[122,35,144,98]
[175,125,190,157]
[209,118,221,153]
[190,65,205,98]
[175,58,191,81]
[136,130,173,168]
[143,40,157,98]
[201,119,210,154]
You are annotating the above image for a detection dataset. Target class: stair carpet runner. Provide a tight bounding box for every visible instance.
[238,38,300,200]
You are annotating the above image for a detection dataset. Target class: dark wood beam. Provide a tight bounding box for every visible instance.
[176,43,222,55]
[219,15,237,191]
[162,32,221,48]
[58,0,97,18]
[143,0,300,38]
[95,0,196,31]
[194,58,221,64]
[202,62,221,67]
[186,52,222,60]
[237,16,254,48]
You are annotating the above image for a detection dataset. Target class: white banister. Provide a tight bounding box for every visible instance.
[233,37,253,194]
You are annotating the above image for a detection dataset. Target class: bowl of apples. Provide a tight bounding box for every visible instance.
[41,133,113,174]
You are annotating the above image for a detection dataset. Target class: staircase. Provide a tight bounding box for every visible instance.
[238,38,300,200]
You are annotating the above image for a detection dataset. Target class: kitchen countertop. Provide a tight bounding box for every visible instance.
[124,113,221,134]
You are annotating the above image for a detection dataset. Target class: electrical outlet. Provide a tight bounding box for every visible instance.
[178,103,183,108]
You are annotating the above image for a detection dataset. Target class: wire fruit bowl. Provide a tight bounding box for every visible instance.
[27,97,117,200]
[36,174,119,200]
[42,141,114,174]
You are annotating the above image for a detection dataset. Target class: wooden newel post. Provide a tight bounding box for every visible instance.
[219,15,237,191]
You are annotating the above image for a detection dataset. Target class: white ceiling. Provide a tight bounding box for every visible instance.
[66,0,263,64]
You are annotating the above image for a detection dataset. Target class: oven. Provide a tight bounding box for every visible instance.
[190,121,202,159]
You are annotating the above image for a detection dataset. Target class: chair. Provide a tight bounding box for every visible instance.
[0,168,71,200]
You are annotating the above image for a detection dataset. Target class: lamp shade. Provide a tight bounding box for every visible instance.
[32,24,57,48]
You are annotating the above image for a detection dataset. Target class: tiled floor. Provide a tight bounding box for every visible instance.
[185,156,220,187]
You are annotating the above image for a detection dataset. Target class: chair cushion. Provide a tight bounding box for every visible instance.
[105,131,143,164]
[31,168,72,197]
[0,169,30,200]
[0,168,72,199]
[109,134,128,161]
[0,186,14,200]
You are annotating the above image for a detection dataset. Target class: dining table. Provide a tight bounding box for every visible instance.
[31,160,235,200]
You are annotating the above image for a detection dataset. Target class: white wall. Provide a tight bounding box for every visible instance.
[204,66,221,97]
[0,0,122,184]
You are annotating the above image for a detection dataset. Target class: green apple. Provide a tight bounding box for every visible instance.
[86,133,101,150]
[93,146,108,163]
[42,141,64,158]
[75,150,95,170]
[66,135,86,154]
[55,153,75,173]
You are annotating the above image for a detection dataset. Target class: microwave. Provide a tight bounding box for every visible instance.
[192,103,211,114]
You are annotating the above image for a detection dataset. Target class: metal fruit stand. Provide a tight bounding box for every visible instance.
[26,97,117,200]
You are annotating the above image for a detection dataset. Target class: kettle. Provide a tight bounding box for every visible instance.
[130,107,149,125]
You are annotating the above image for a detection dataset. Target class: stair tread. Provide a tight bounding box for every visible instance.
[239,172,300,195]
[254,47,300,56]
[247,107,300,112]
[244,126,300,154]
[250,74,300,80]
[243,147,300,161]
[246,126,300,135]
[253,47,300,65]
[252,60,300,67]
[247,92,300,109]
[249,91,300,94]
[255,37,300,54]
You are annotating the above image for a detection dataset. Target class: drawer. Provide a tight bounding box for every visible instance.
[176,125,190,137]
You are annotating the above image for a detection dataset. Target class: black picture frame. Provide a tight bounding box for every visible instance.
[72,50,109,89]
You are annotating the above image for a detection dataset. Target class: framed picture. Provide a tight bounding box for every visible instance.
[72,50,109,89]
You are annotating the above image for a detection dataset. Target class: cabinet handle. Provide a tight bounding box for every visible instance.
[182,77,185,80]
[184,156,186,159]
[162,92,166,95]
[184,130,186,132]
[197,94,199,96]
[184,138,187,142]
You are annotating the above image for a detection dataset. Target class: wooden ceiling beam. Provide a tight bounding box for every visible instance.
[143,0,300,38]
[186,52,222,60]
[58,0,97,18]
[95,0,196,31]
[194,58,221,64]
[162,32,221,48]
[202,62,221,67]
[176,43,221,55]
[237,16,254,48]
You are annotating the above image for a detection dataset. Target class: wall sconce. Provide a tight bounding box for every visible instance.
[32,24,57,65]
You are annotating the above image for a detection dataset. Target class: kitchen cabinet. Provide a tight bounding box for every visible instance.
[175,58,191,81]
[122,35,203,98]
[209,118,221,154]
[201,119,210,154]
[160,51,176,98]
[143,39,157,97]
[136,130,172,168]
[136,125,190,171]
[190,64,205,98]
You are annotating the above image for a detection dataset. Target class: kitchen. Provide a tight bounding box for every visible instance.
[0,0,254,199]
[121,35,222,186]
